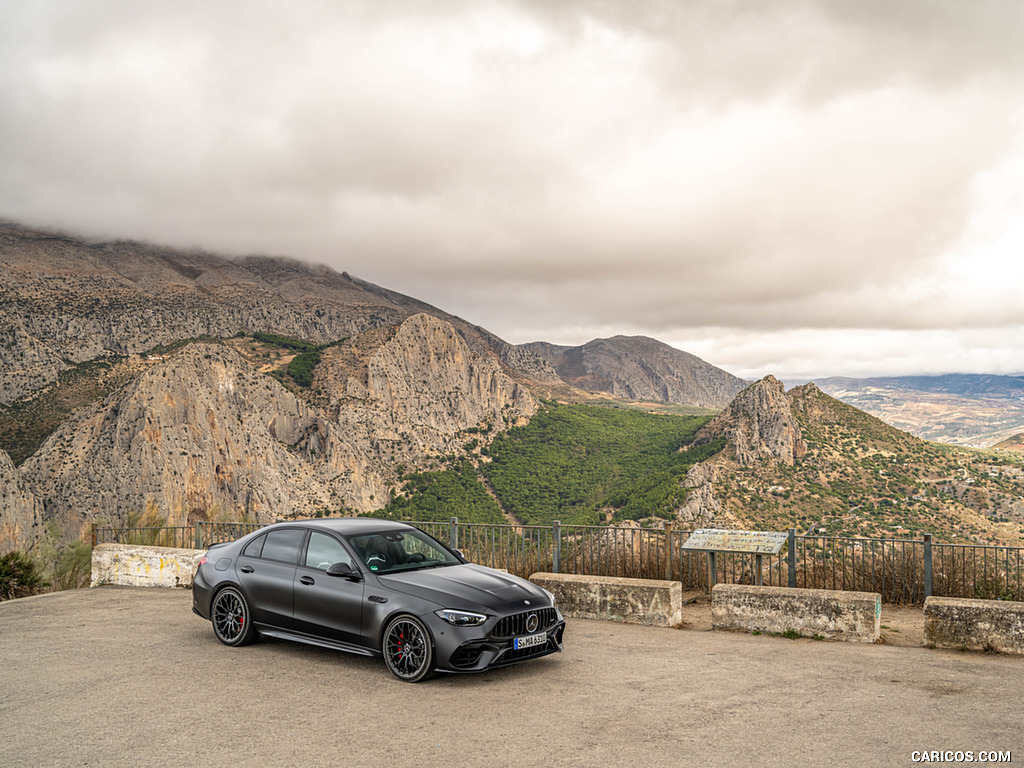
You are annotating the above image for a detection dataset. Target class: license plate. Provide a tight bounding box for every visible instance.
[513,633,547,650]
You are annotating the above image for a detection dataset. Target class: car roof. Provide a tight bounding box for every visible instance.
[269,518,419,536]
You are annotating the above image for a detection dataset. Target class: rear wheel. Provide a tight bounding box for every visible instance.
[383,615,435,682]
[212,587,258,646]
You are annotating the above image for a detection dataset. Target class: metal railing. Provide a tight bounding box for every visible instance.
[91,525,196,550]
[92,521,263,550]
[92,518,1024,605]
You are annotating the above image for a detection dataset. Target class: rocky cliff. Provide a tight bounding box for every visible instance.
[12,314,537,549]
[0,450,43,555]
[522,335,746,409]
[324,314,537,457]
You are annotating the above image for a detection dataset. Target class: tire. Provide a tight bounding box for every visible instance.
[211,587,258,646]
[382,615,435,682]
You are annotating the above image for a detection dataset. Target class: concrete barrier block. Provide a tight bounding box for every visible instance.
[530,572,682,627]
[712,584,881,643]
[924,596,1024,655]
[91,544,204,588]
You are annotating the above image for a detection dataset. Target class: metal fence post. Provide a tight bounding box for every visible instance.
[923,533,933,599]
[707,551,717,594]
[193,521,202,550]
[664,522,674,582]
[787,528,796,588]
[91,522,97,548]
[552,521,561,573]
[449,517,459,550]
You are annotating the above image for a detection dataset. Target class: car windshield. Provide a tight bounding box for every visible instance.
[349,529,461,575]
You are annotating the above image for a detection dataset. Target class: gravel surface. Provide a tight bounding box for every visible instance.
[1,587,1020,767]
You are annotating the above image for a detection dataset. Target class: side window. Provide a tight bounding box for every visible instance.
[305,532,354,571]
[242,534,265,558]
[260,529,305,564]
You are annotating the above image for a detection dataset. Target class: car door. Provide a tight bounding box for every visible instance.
[236,528,306,630]
[292,530,365,645]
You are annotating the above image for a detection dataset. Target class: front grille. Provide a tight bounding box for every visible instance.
[493,607,558,639]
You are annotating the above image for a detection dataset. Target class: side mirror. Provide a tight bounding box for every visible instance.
[326,561,362,581]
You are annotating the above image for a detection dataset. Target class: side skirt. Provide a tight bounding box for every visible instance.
[256,626,378,658]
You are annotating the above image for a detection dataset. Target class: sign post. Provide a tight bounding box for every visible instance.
[681,529,790,591]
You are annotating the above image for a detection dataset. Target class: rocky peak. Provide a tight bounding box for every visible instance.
[692,375,807,466]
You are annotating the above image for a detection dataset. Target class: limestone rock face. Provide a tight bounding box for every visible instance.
[674,461,721,526]
[324,314,538,464]
[19,344,350,543]
[11,314,537,550]
[522,335,746,409]
[359,314,535,435]
[692,376,807,466]
[0,449,43,555]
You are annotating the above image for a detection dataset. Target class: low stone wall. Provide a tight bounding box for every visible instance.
[924,596,1024,655]
[712,584,881,643]
[91,543,204,588]
[530,572,682,627]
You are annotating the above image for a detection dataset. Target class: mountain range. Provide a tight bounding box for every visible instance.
[1,222,1022,556]
[0,223,744,552]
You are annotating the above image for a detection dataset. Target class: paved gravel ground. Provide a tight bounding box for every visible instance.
[1,587,1020,767]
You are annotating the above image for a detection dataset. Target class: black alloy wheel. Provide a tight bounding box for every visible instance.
[383,615,435,682]
[212,587,258,646]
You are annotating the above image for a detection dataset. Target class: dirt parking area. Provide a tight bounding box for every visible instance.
[1,587,1019,768]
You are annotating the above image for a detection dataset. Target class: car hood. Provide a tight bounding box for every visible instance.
[377,564,549,612]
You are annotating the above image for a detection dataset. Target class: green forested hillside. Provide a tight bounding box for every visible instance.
[370,403,720,526]
[368,460,506,524]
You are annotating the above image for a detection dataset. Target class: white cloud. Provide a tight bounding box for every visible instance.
[1,0,1022,378]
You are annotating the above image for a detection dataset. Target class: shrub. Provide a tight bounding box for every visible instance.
[287,349,322,387]
[48,540,93,591]
[0,551,48,601]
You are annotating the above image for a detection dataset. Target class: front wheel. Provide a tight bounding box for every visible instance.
[211,587,258,646]
[383,615,435,682]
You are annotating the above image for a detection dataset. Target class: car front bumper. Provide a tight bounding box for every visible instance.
[426,605,566,673]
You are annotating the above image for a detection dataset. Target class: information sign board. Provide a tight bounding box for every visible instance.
[680,528,788,555]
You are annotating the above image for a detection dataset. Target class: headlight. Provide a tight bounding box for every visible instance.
[435,609,488,627]
[541,587,556,607]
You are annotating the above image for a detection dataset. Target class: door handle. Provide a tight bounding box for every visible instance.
[239,565,254,574]
[300,575,315,585]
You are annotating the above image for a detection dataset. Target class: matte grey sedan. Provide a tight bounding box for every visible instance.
[192,518,565,682]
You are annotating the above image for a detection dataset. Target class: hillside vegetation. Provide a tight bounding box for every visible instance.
[368,460,506,524]
[702,381,1024,545]
[372,403,719,526]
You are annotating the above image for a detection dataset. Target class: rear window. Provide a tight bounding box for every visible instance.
[260,529,306,564]
[242,534,265,558]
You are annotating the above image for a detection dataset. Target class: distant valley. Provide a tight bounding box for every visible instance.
[814,374,1024,448]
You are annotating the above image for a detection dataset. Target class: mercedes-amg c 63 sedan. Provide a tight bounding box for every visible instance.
[192,518,565,682]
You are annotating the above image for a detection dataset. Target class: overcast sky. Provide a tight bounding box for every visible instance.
[2,1,1022,380]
